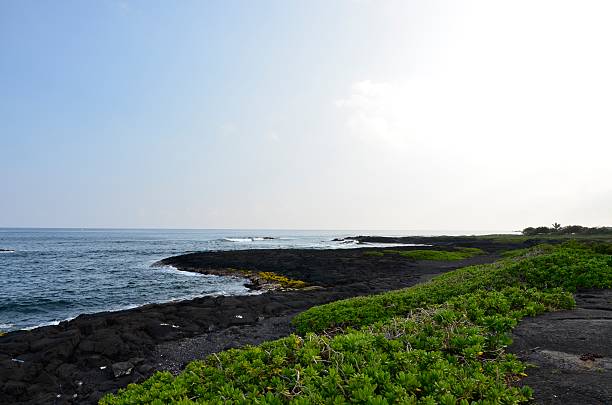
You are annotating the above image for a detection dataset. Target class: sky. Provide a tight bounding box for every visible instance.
[1,0,611,230]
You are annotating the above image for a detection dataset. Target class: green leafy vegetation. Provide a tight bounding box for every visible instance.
[392,249,481,261]
[364,247,484,261]
[295,244,610,333]
[224,269,309,290]
[257,272,308,289]
[101,243,611,405]
[477,235,533,243]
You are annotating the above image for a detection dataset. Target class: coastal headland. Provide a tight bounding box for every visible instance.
[0,237,520,404]
[1,236,610,404]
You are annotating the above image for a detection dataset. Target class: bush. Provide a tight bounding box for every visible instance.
[522,224,612,236]
[103,287,563,404]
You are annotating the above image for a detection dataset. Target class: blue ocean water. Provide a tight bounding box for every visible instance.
[0,228,506,332]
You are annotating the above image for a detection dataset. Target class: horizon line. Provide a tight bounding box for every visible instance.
[0,226,520,232]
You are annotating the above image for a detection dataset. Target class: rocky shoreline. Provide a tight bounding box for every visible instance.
[0,237,554,404]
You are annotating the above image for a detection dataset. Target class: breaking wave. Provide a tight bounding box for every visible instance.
[222,237,277,243]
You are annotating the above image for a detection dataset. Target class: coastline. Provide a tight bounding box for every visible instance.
[0,237,519,404]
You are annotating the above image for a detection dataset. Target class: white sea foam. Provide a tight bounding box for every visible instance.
[1,229,453,334]
[223,237,275,242]
[23,319,71,330]
[326,241,431,249]
[359,242,431,247]
[17,289,252,331]
[223,237,253,242]
[156,264,207,277]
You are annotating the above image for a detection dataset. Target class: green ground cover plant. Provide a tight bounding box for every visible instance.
[225,269,309,289]
[392,249,479,261]
[296,243,610,333]
[257,272,309,289]
[101,243,611,405]
[364,247,484,261]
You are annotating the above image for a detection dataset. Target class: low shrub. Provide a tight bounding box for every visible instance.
[293,244,610,334]
[103,287,566,404]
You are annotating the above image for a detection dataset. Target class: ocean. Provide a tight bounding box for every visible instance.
[0,228,504,332]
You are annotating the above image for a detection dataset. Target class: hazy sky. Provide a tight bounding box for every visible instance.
[1,1,611,230]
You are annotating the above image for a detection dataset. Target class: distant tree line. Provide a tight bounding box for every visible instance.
[522,224,612,236]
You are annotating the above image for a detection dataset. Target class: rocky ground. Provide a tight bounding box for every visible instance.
[0,237,570,404]
[509,289,612,404]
